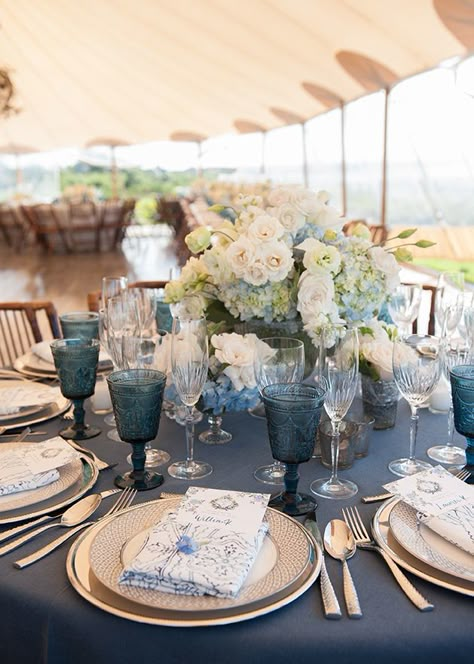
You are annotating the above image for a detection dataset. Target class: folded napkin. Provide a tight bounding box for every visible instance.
[0,385,60,416]
[119,487,270,598]
[385,466,474,555]
[31,341,110,365]
[0,436,79,496]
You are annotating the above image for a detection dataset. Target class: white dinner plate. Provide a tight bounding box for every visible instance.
[14,351,112,379]
[67,498,321,627]
[372,498,474,597]
[0,380,70,432]
[389,501,474,582]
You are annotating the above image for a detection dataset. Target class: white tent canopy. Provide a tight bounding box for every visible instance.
[0,0,472,151]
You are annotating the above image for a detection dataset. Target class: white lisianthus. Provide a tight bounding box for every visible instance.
[247,214,284,243]
[202,246,233,283]
[296,270,335,321]
[243,260,269,286]
[180,256,209,285]
[225,236,256,277]
[369,246,400,292]
[258,240,294,282]
[185,227,212,254]
[163,279,185,303]
[275,202,305,233]
[213,221,238,247]
[236,205,262,232]
[297,238,341,274]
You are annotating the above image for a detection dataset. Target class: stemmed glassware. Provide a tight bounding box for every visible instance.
[101,276,128,306]
[387,284,422,336]
[435,272,464,337]
[168,315,212,480]
[253,337,305,485]
[121,330,171,467]
[51,339,101,441]
[310,327,359,499]
[450,364,474,480]
[427,338,470,466]
[107,368,167,491]
[389,334,441,476]
[262,382,326,516]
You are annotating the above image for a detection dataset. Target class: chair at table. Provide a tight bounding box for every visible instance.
[97,199,135,251]
[0,301,61,367]
[68,202,100,252]
[0,205,31,252]
[22,204,71,253]
[87,280,169,313]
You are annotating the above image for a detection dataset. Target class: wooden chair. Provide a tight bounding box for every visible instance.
[68,202,100,251]
[0,205,30,252]
[97,199,135,251]
[0,301,61,366]
[22,204,71,253]
[87,280,169,312]
[410,284,436,336]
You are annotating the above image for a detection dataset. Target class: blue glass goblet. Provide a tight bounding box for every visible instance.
[51,339,101,441]
[60,312,99,342]
[450,364,474,483]
[262,382,326,516]
[107,369,167,491]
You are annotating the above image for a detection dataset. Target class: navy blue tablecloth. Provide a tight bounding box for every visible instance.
[0,399,472,664]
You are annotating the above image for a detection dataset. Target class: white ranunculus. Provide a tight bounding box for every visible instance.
[247,214,284,243]
[225,237,256,277]
[243,260,269,286]
[275,202,306,233]
[297,270,335,321]
[258,240,293,282]
[369,246,400,292]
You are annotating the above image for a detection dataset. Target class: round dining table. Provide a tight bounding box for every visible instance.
[0,396,472,664]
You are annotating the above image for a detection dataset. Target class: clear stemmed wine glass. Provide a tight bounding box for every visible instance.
[435,272,464,337]
[101,276,128,307]
[253,337,305,485]
[387,284,422,336]
[427,338,471,465]
[310,327,359,499]
[458,293,474,347]
[389,334,441,476]
[127,287,157,334]
[168,315,212,480]
[121,330,171,467]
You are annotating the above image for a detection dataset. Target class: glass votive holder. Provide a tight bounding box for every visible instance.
[347,414,375,458]
[318,419,358,469]
[60,311,99,342]
[90,374,113,415]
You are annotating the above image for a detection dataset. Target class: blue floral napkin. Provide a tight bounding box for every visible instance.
[385,466,474,555]
[0,436,79,496]
[119,487,270,598]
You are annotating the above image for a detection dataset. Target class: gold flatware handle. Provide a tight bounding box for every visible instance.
[361,492,393,503]
[14,522,93,568]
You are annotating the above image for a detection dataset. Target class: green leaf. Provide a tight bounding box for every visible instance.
[359,326,375,338]
[208,204,226,213]
[396,228,417,239]
[415,240,436,248]
[359,356,381,381]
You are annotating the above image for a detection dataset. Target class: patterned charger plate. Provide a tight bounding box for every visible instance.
[67,498,320,626]
[372,498,474,597]
[389,501,474,582]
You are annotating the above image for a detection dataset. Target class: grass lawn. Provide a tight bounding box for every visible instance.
[413,258,474,284]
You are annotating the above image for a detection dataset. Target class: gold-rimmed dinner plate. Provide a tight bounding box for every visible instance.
[372,498,474,597]
[0,455,98,525]
[0,380,70,432]
[389,501,474,582]
[67,498,321,627]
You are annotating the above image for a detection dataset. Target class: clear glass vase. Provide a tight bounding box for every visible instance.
[361,374,399,430]
[198,413,232,445]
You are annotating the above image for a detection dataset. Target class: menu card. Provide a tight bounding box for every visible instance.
[384,466,474,555]
[0,385,59,416]
[120,487,271,598]
[0,436,79,496]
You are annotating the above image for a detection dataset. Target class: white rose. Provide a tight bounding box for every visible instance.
[211,332,258,391]
[258,240,293,282]
[275,203,305,233]
[247,214,284,243]
[202,246,232,283]
[225,237,256,277]
[267,186,290,207]
[308,191,344,231]
[369,246,400,292]
[361,339,394,381]
[243,260,269,286]
[297,270,335,321]
[297,238,341,274]
[236,205,264,232]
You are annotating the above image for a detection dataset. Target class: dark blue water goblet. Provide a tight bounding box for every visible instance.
[51,339,101,441]
[450,364,474,483]
[59,312,99,342]
[262,382,326,516]
[107,369,167,491]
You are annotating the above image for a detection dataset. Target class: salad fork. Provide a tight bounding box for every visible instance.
[342,506,434,612]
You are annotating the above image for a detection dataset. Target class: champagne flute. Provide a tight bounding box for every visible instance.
[101,275,128,307]
[310,327,359,499]
[435,272,464,337]
[387,284,422,336]
[389,335,441,476]
[253,337,305,485]
[168,315,212,480]
[427,338,470,465]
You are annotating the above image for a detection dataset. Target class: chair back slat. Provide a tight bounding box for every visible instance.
[0,302,61,367]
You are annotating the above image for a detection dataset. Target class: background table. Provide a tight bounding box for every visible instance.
[0,398,472,664]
